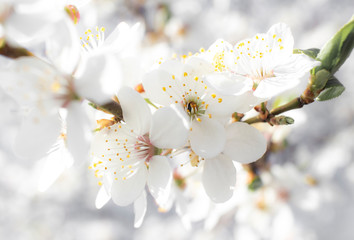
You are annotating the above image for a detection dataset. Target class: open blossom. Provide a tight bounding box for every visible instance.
[0,19,121,160]
[1,0,89,46]
[90,87,189,208]
[203,23,319,100]
[143,57,254,159]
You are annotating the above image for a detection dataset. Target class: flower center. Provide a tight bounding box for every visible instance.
[80,26,106,51]
[213,52,226,72]
[90,124,161,183]
[136,134,160,162]
[184,98,205,121]
[250,68,275,90]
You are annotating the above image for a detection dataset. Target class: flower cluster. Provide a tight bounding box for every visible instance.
[0,2,322,228]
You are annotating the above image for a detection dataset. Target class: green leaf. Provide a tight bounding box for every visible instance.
[316,76,345,101]
[293,48,320,59]
[316,16,354,74]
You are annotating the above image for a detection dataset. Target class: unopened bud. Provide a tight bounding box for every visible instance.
[134,83,145,93]
[173,171,186,190]
[269,115,294,125]
[64,5,80,24]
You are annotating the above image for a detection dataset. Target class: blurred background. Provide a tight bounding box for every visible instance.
[1,0,354,239]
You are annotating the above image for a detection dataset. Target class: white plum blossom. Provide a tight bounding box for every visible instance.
[158,121,266,205]
[90,87,189,208]
[78,21,149,89]
[201,122,267,202]
[143,57,254,159]
[203,23,319,100]
[1,0,88,47]
[0,19,121,160]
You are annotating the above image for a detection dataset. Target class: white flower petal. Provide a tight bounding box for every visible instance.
[14,110,61,159]
[95,186,111,209]
[159,59,185,78]
[206,90,261,116]
[202,154,236,203]
[37,138,73,192]
[66,101,92,163]
[117,86,152,136]
[185,56,214,76]
[224,122,267,164]
[105,22,143,54]
[134,190,147,228]
[150,104,189,149]
[111,162,148,206]
[142,69,177,106]
[204,72,252,96]
[253,76,300,99]
[267,23,294,57]
[75,53,122,105]
[189,117,226,158]
[0,57,66,112]
[147,156,172,207]
[274,54,320,79]
[5,12,60,46]
[45,18,80,75]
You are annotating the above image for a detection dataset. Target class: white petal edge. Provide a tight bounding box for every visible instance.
[202,154,236,203]
[117,86,152,136]
[224,122,267,164]
[75,53,122,105]
[66,101,92,164]
[134,190,147,228]
[150,104,189,149]
[95,186,111,209]
[37,138,73,192]
[45,18,80,75]
[147,156,172,207]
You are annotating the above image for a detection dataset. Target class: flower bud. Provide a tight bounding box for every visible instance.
[134,83,145,93]
[64,5,80,24]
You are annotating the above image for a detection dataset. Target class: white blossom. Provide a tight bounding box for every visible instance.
[203,24,319,100]
[90,87,189,208]
[143,57,254,159]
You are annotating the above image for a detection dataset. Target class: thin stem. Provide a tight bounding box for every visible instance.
[244,97,306,125]
[270,97,304,115]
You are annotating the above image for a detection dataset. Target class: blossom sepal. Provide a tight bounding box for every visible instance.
[293,48,320,60]
[316,75,345,101]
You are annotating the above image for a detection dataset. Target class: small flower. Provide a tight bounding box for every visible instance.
[90,87,189,207]
[203,24,319,100]
[143,57,253,159]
